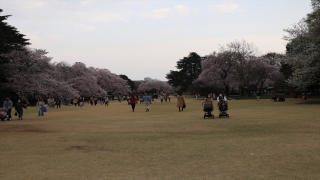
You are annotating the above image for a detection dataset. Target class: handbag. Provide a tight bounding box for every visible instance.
[41,106,47,112]
[183,103,186,108]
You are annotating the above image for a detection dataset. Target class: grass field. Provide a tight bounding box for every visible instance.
[1,97,320,180]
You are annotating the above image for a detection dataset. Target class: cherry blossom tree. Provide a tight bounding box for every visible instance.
[195,51,238,95]
[249,56,281,91]
[4,49,79,99]
[220,40,263,96]
[282,0,320,92]
[90,68,131,95]
[4,48,132,100]
[137,80,173,93]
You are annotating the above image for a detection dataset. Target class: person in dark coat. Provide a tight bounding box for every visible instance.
[15,99,27,120]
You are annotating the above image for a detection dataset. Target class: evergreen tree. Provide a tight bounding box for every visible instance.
[0,9,30,92]
[166,52,203,93]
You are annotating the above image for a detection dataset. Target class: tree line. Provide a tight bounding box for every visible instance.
[0,9,132,101]
[166,0,320,96]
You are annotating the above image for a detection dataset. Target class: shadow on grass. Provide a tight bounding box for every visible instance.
[295,100,320,105]
[0,125,53,133]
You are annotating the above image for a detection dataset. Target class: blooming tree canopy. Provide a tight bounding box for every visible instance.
[4,48,131,99]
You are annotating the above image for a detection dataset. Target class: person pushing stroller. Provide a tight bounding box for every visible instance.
[217,93,229,118]
[217,93,228,106]
[203,94,214,119]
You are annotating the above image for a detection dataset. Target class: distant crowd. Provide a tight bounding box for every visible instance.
[1,91,288,121]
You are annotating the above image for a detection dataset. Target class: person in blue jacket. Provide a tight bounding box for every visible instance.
[3,98,13,121]
[142,93,152,112]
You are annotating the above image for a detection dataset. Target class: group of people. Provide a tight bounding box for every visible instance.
[124,93,182,112]
[1,98,28,121]
[271,95,285,102]
[1,93,231,121]
[202,93,229,114]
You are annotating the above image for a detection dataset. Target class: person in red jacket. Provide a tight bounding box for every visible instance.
[129,94,137,112]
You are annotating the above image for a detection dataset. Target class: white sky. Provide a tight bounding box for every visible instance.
[1,0,312,81]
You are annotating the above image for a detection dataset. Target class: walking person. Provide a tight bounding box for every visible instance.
[15,99,27,120]
[142,93,152,112]
[203,94,213,115]
[129,94,137,112]
[217,93,228,106]
[3,98,13,121]
[36,98,45,116]
[79,100,83,108]
[177,93,186,112]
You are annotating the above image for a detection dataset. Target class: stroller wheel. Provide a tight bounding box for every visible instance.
[212,115,214,119]
[227,114,229,118]
[219,115,221,118]
[204,115,206,119]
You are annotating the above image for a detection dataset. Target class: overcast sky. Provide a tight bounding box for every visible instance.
[1,0,312,80]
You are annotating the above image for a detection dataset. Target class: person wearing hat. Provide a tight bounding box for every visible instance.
[3,98,13,121]
[142,93,152,112]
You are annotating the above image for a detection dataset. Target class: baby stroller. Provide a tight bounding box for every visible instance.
[203,102,214,119]
[218,100,229,118]
[0,108,8,121]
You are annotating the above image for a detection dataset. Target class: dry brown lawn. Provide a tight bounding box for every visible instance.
[0,97,320,180]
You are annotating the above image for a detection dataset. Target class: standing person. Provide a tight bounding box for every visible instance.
[160,94,164,103]
[66,97,70,106]
[129,94,137,112]
[105,97,109,106]
[79,99,83,108]
[78,97,82,106]
[256,91,261,101]
[36,98,45,116]
[3,98,13,121]
[117,95,122,103]
[177,93,186,112]
[94,98,98,106]
[73,98,78,106]
[15,99,27,120]
[152,93,157,103]
[90,97,93,105]
[142,93,152,112]
[56,98,61,108]
[50,98,55,108]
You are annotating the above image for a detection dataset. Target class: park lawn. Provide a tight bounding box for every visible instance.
[0,97,320,180]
